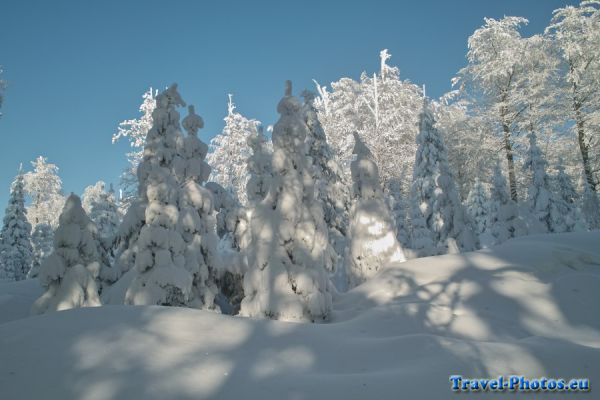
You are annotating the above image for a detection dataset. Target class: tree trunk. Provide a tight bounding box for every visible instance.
[574,100,596,193]
[501,107,518,202]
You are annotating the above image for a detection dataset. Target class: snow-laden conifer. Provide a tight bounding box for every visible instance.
[346,132,405,288]
[0,166,33,281]
[240,81,332,322]
[410,97,475,255]
[31,194,104,314]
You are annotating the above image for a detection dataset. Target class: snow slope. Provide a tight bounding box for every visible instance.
[1,232,599,399]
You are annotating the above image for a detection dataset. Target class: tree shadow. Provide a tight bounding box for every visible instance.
[2,233,599,399]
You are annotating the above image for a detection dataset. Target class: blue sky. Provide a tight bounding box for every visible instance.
[0,0,573,210]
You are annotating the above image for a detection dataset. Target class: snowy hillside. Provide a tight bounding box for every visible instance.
[1,231,599,399]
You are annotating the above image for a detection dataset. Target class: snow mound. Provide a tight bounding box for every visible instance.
[1,231,599,399]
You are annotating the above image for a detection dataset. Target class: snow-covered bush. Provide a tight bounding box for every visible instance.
[240,81,332,322]
[31,194,104,314]
[0,167,33,281]
[346,132,405,288]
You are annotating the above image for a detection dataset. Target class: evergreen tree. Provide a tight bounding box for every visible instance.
[410,97,475,255]
[82,181,121,241]
[465,179,490,239]
[245,126,272,205]
[302,90,349,275]
[0,166,33,281]
[523,133,560,233]
[240,81,332,322]
[489,163,520,244]
[124,85,195,306]
[346,132,405,288]
[177,104,221,309]
[554,160,586,232]
[28,223,53,279]
[31,194,104,314]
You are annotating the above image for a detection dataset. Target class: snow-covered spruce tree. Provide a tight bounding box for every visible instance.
[582,180,600,229]
[245,125,272,205]
[28,223,53,279]
[82,181,121,241]
[0,166,33,281]
[465,179,490,241]
[176,104,221,310]
[31,194,104,314]
[112,88,157,212]
[24,156,64,228]
[553,161,586,232]
[346,132,405,288]
[523,133,561,233]
[206,181,246,313]
[410,97,475,255]
[302,90,349,272]
[124,85,195,307]
[488,163,524,244]
[206,94,259,205]
[240,81,332,322]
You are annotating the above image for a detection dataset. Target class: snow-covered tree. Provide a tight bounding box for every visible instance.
[546,1,600,193]
[206,181,247,313]
[124,85,195,307]
[245,126,272,205]
[455,17,532,202]
[120,85,221,309]
[410,97,475,255]
[24,156,64,228]
[465,179,489,239]
[112,88,157,211]
[523,133,560,233]
[302,90,349,272]
[582,181,600,229]
[31,194,104,314]
[207,94,260,205]
[553,160,586,232]
[28,223,53,279]
[240,81,332,322]
[0,166,33,281]
[314,50,423,232]
[346,132,405,288]
[82,181,121,240]
[176,104,221,310]
[433,95,499,198]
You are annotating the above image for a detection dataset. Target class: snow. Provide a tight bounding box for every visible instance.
[1,231,599,399]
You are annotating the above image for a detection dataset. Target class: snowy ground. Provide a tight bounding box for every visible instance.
[1,232,599,399]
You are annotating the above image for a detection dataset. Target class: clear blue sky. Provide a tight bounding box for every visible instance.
[0,0,573,211]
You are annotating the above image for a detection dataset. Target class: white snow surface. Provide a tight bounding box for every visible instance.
[1,231,599,399]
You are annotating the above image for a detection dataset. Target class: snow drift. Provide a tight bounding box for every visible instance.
[1,231,599,399]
